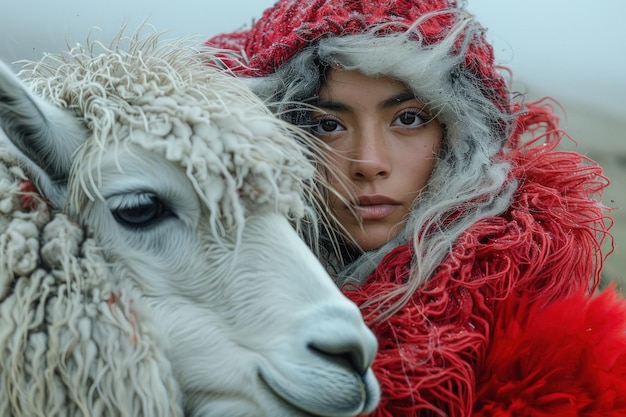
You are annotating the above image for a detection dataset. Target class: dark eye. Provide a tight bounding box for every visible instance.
[111,193,171,228]
[393,111,426,128]
[313,118,344,134]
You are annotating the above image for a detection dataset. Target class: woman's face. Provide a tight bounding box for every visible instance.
[312,69,442,251]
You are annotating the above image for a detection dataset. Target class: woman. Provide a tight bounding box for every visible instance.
[207,1,626,415]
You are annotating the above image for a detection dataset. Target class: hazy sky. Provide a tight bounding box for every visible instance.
[1,0,624,119]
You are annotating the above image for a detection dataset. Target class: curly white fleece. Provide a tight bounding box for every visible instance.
[19,32,317,238]
[0,154,183,416]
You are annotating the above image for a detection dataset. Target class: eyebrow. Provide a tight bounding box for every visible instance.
[314,99,349,112]
[380,91,420,109]
[315,90,420,112]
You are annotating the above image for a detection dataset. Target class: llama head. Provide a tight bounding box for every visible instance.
[0,30,379,417]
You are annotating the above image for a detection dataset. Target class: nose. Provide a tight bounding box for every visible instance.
[349,128,390,181]
[308,335,374,377]
[305,305,378,376]
[261,302,381,415]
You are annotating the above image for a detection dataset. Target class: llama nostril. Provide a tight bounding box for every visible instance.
[302,306,378,377]
[308,341,369,376]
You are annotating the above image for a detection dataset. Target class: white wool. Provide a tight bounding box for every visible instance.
[0,155,183,416]
[19,33,317,237]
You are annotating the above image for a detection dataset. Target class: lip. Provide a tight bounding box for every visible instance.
[352,195,401,221]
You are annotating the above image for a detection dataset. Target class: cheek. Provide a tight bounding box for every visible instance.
[321,149,350,185]
[402,142,439,188]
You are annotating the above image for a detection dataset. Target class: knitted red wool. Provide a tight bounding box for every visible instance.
[206,0,509,112]
[342,102,614,416]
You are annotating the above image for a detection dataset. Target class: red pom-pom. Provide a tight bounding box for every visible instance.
[474,287,626,416]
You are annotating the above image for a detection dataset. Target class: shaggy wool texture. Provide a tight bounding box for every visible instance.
[0,154,183,416]
[4,31,318,247]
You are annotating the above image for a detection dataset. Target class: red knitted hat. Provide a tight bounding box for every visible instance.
[206,0,509,110]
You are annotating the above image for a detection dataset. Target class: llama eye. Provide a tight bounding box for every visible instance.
[110,193,172,228]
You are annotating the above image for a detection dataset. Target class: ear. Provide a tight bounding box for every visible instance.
[0,60,88,209]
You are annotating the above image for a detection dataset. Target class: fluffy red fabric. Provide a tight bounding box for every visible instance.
[342,102,612,416]
[345,243,490,417]
[474,287,626,416]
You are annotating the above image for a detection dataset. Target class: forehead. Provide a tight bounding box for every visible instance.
[320,69,409,97]
[317,69,418,111]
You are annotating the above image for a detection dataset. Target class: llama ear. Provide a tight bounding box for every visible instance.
[0,60,88,209]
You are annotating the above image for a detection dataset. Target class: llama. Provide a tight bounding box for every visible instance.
[0,31,380,417]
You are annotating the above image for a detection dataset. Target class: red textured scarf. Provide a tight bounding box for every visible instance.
[343,102,621,416]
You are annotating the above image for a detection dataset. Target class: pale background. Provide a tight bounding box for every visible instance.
[1,0,624,287]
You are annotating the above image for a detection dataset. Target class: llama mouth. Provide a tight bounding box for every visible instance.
[258,366,368,417]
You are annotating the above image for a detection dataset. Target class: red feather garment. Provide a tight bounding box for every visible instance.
[474,288,626,417]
